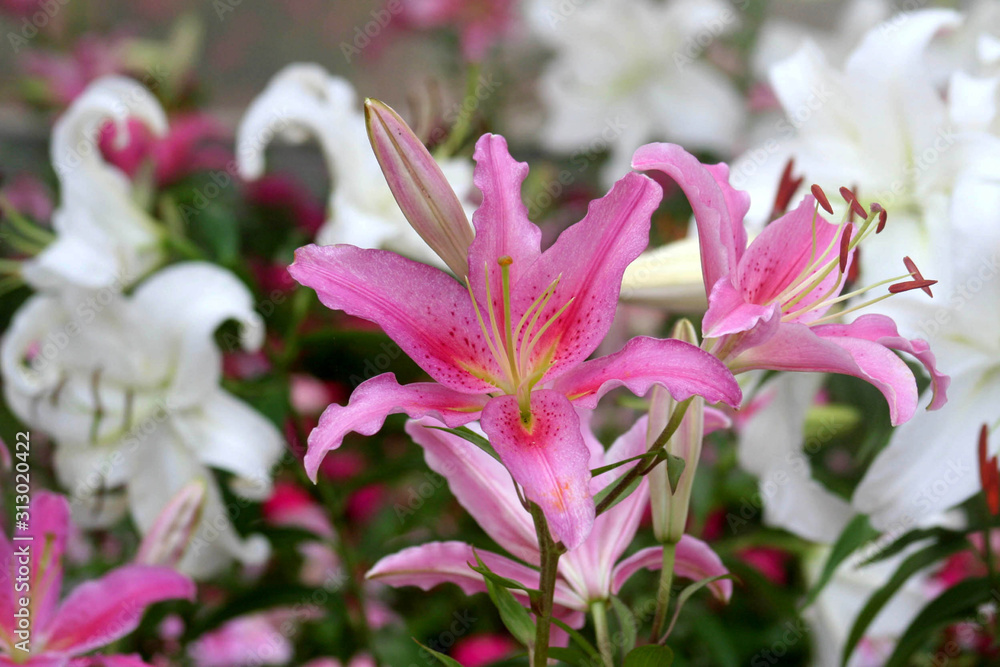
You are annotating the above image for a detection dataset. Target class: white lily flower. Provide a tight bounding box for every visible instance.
[1,263,284,578]
[738,373,854,543]
[531,0,745,186]
[751,0,890,79]
[22,76,169,292]
[236,63,475,269]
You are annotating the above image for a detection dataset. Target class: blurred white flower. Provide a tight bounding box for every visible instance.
[531,0,745,185]
[733,10,997,294]
[1,262,284,578]
[22,75,168,292]
[737,373,854,543]
[804,546,935,667]
[750,0,889,80]
[236,63,475,268]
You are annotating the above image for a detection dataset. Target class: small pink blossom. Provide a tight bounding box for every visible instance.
[452,633,517,666]
[400,0,517,61]
[0,492,195,666]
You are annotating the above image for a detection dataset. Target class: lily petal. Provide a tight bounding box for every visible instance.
[172,391,284,500]
[811,314,949,411]
[26,492,70,634]
[480,391,594,549]
[304,374,487,480]
[43,565,195,655]
[290,244,499,393]
[135,481,206,568]
[631,142,749,292]
[467,134,544,310]
[516,172,662,380]
[406,419,539,565]
[611,536,733,602]
[729,320,920,425]
[366,99,475,277]
[368,541,535,599]
[552,336,742,410]
[702,278,780,339]
[130,262,265,407]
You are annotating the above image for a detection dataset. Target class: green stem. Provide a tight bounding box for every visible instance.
[439,62,481,157]
[595,398,692,516]
[650,540,677,640]
[278,287,312,369]
[591,600,614,667]
[529,502,564,667]
[0,196,55,246]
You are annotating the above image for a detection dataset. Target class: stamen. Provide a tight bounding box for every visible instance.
[888,278,937,294]
[811,184,833,214]
[497,257,518,379]
[871,203,887,233]
[769,158,803,220]
[838,226,852,274]
[465,273,510,388]
[902,256,932,296]
[839,187,866,220]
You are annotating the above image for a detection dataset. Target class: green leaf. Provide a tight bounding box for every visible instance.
[426,425,502,462]
[884,577,994,667]
[842,536,971,665]
[624,645,675,667]
[663,575,738,640]
[551,617,601,662]
[593,474,643,513]
[590,449,663,477]
[859,526,965,565]
[468,551,539,596]
[610,595,638,658]
[473,554,536,647]
[413,638,463,666]
[665,453,686,494]
[802,514,878,608]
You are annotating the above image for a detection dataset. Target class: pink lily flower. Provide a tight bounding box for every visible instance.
[401,0,517,62]
[0,492,195,666]
[367,417,732,624]
[290,133,742,548]
[632,143,949,425]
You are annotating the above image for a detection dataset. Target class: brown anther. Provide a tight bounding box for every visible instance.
[839,186,866,220]
[888,279,938,294]
[769,158,803,221]
[811,184,833,214]
[498,255,513,267]
[902,256,933,296]
[871,203,888,233]
[838,227,852,273]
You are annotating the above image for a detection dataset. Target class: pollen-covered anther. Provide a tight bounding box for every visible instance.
[811,184,833,214]
[902,256,932,296]
[888,278,937,294]
[871,203,888,234]
[839,186,866,220]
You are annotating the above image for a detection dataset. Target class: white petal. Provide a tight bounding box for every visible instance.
[853,368,1000,532]
[173,391,284,500]
[739,373,853,543]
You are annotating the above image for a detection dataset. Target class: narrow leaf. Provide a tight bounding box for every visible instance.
[665,453,686,495]
[662,575,738,640]
[842,536,971,665]
[610,595,638,659]
[475,554,535,647]
[802,514,878,608]
[591,449,662,477]
[884,577,994,667]
[551,617,601,662]
[427,425,502,462]
[624,645,675,667]
[413,638,463,666]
